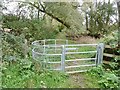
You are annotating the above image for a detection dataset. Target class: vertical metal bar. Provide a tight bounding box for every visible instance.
[97,43,104,65]
[43,40,46,69]
[98,46,101,65]
[44,40,45,54]
[32,48,35,60]
[99,43,104,64]
[55,39,56,53]
[61,45,65,72]
[95,45,98,66]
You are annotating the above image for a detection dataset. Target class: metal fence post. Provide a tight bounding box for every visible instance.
[97,43,104,65]
[100,43,104,64]
[61,45,65,72]
[43,40,46,69]
[32,48,35,60]
[55,39,56,53]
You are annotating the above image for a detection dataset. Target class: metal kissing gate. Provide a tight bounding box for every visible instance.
[32,39,104,74]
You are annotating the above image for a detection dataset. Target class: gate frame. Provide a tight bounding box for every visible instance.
[61,43,104,73]
[32,39,104,74]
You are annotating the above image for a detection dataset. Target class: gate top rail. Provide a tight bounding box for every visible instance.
[43,44,98,47]
[32,44,98,47]
[32,39,98,47]
[32,39,68,46]
[65,44,98,47]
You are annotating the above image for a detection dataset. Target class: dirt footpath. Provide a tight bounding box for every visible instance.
[68,73,100,88]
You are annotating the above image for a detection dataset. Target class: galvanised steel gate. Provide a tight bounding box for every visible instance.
[32,39,104,74]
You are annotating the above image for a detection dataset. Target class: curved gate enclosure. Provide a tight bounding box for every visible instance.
[32,39,104,74]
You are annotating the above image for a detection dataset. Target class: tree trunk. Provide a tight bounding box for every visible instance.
[117,1,120,48]
[37,3,40,20]
[85,13,89,30]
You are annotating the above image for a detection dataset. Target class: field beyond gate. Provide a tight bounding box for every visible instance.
[32,39,104,74]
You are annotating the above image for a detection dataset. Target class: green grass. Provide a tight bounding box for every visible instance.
[2,59,101,88]
[81,73,100,88]
[1,59,82,88]
[3,58,109,88]
[2,61,67,88]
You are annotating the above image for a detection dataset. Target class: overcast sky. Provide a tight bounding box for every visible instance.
[2,0,116,15]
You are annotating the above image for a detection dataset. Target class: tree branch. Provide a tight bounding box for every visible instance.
[29,2,70,28]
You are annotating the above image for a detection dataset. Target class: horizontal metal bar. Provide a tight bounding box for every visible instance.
[48,68,61,71]
[65,58,96,62]
[32,40,45,45]
[32,48,43,55]
[45,39,56,41]
[65,64,96,69]
[45,49,62,51]
[65,44,98,47]
[32,48,62,56]
[66,51,97,54]
[45,54,62,56]
[43,45,62,47]
[47,61,61,64]
[66,70,88,74]
[44,44,97,47]
[65,48,78,51]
